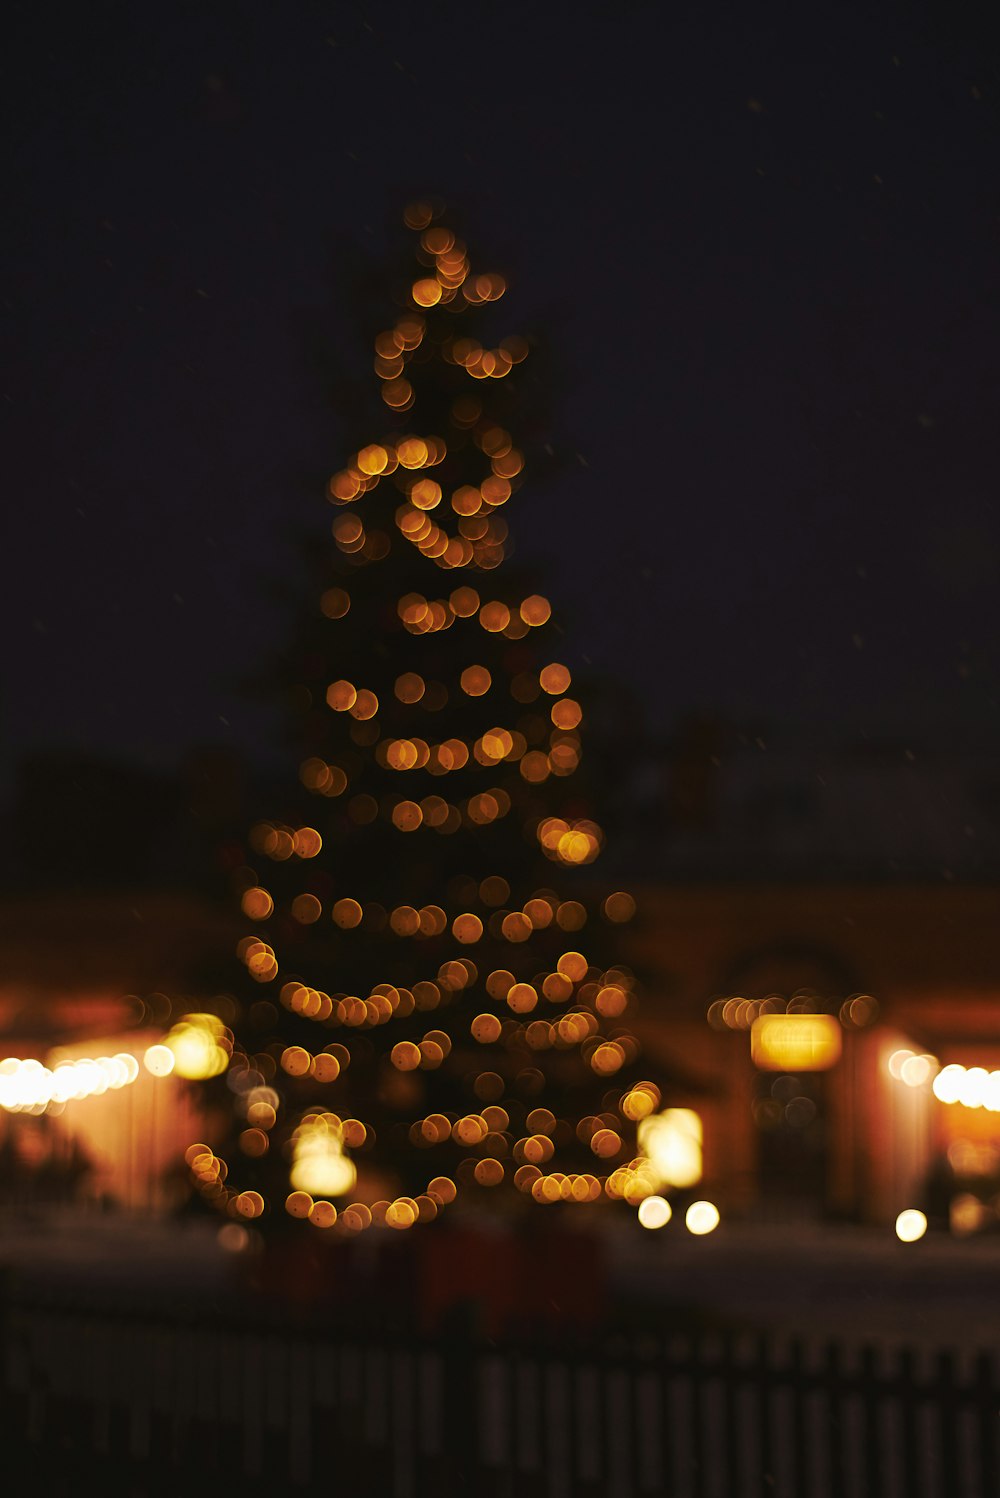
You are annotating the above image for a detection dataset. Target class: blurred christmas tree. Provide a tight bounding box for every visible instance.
[183,202,662,1273]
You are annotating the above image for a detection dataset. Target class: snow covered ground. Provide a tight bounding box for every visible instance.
[605,1215,1000,1351]
[1,1205,997,1353]
[0,1203,233,1300]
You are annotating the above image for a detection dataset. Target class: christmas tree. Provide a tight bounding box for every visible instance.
[182,202,662,1273]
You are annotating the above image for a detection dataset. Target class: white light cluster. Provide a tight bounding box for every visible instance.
[635,1195,721,1235]
[637,1108,703,1189]
[0,1053,140,1114]
[887,1049,939,1086]
[888,1050,1000,1111]
[931,1064,1000,1111]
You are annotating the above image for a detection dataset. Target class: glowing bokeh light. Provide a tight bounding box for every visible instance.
[166,1014,230,1080]
[685,1201,720,1236]
[895,1209,928,1243]
[289,1115,357,1198]
[637,1195,672,1230]
[143,1045,175,1078]
[638,1109,703,1189]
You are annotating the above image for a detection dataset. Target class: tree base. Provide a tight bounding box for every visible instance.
[416,1215,607,1338]
[236,1214,607,1339]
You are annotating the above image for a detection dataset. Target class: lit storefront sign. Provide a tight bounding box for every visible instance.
[750,1013,842,1072]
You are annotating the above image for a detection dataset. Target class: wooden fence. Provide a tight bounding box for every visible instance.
[1,1290,997,1496]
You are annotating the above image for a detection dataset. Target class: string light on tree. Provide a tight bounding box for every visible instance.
[186,201,661,1246]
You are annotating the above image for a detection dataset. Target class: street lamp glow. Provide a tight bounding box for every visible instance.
[959,1067,989,1108]
[685,1200,720,1235]
[932,1064,964,1104]
[637,1195,672,1229]
[166,1014,229,1080]
[895,1209,927,1243]
[638,1108,703,1189]
[116,1052,140,1085]
[289,1114,357,1197]
[143,1044,175,1078]
[900,1053,936,1087]
[887,1048,913,1080]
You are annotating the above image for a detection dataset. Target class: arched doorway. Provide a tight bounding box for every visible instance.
[719,944,861,1220]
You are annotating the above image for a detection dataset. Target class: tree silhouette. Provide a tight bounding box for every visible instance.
[184,202,660,1262]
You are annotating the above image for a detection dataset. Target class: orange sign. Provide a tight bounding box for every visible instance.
[751,1013,842,1072]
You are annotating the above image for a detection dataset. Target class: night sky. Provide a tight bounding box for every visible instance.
[6,0,1000,798]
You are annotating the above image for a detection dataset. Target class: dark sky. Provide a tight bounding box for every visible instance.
[5,0,1000,796]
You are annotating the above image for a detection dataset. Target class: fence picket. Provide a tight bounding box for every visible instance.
[786,1338,807,1497]
[858,1344,882,1498]
[569,1355,602,1494]
[935,1349,960,1496]
[717,1333,740,1498]
[822,1339,846,1498]
[974,1349,998,1498]
[754,1332,775,1498]
[895,1345,920,1498]
[0,1285,997,1497]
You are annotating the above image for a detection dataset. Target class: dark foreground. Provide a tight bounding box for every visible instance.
[1,1207,997,1497]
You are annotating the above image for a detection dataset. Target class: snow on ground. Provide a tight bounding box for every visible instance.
[1,1205,997,1353]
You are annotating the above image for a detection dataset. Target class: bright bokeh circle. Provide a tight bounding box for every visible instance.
[685,1200,720,1236]
[895,1209,928,1243]
[637,1195,672,1230]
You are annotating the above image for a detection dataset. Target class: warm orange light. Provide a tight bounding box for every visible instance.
[412,278,442,307]
[750,1014,842,1072]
